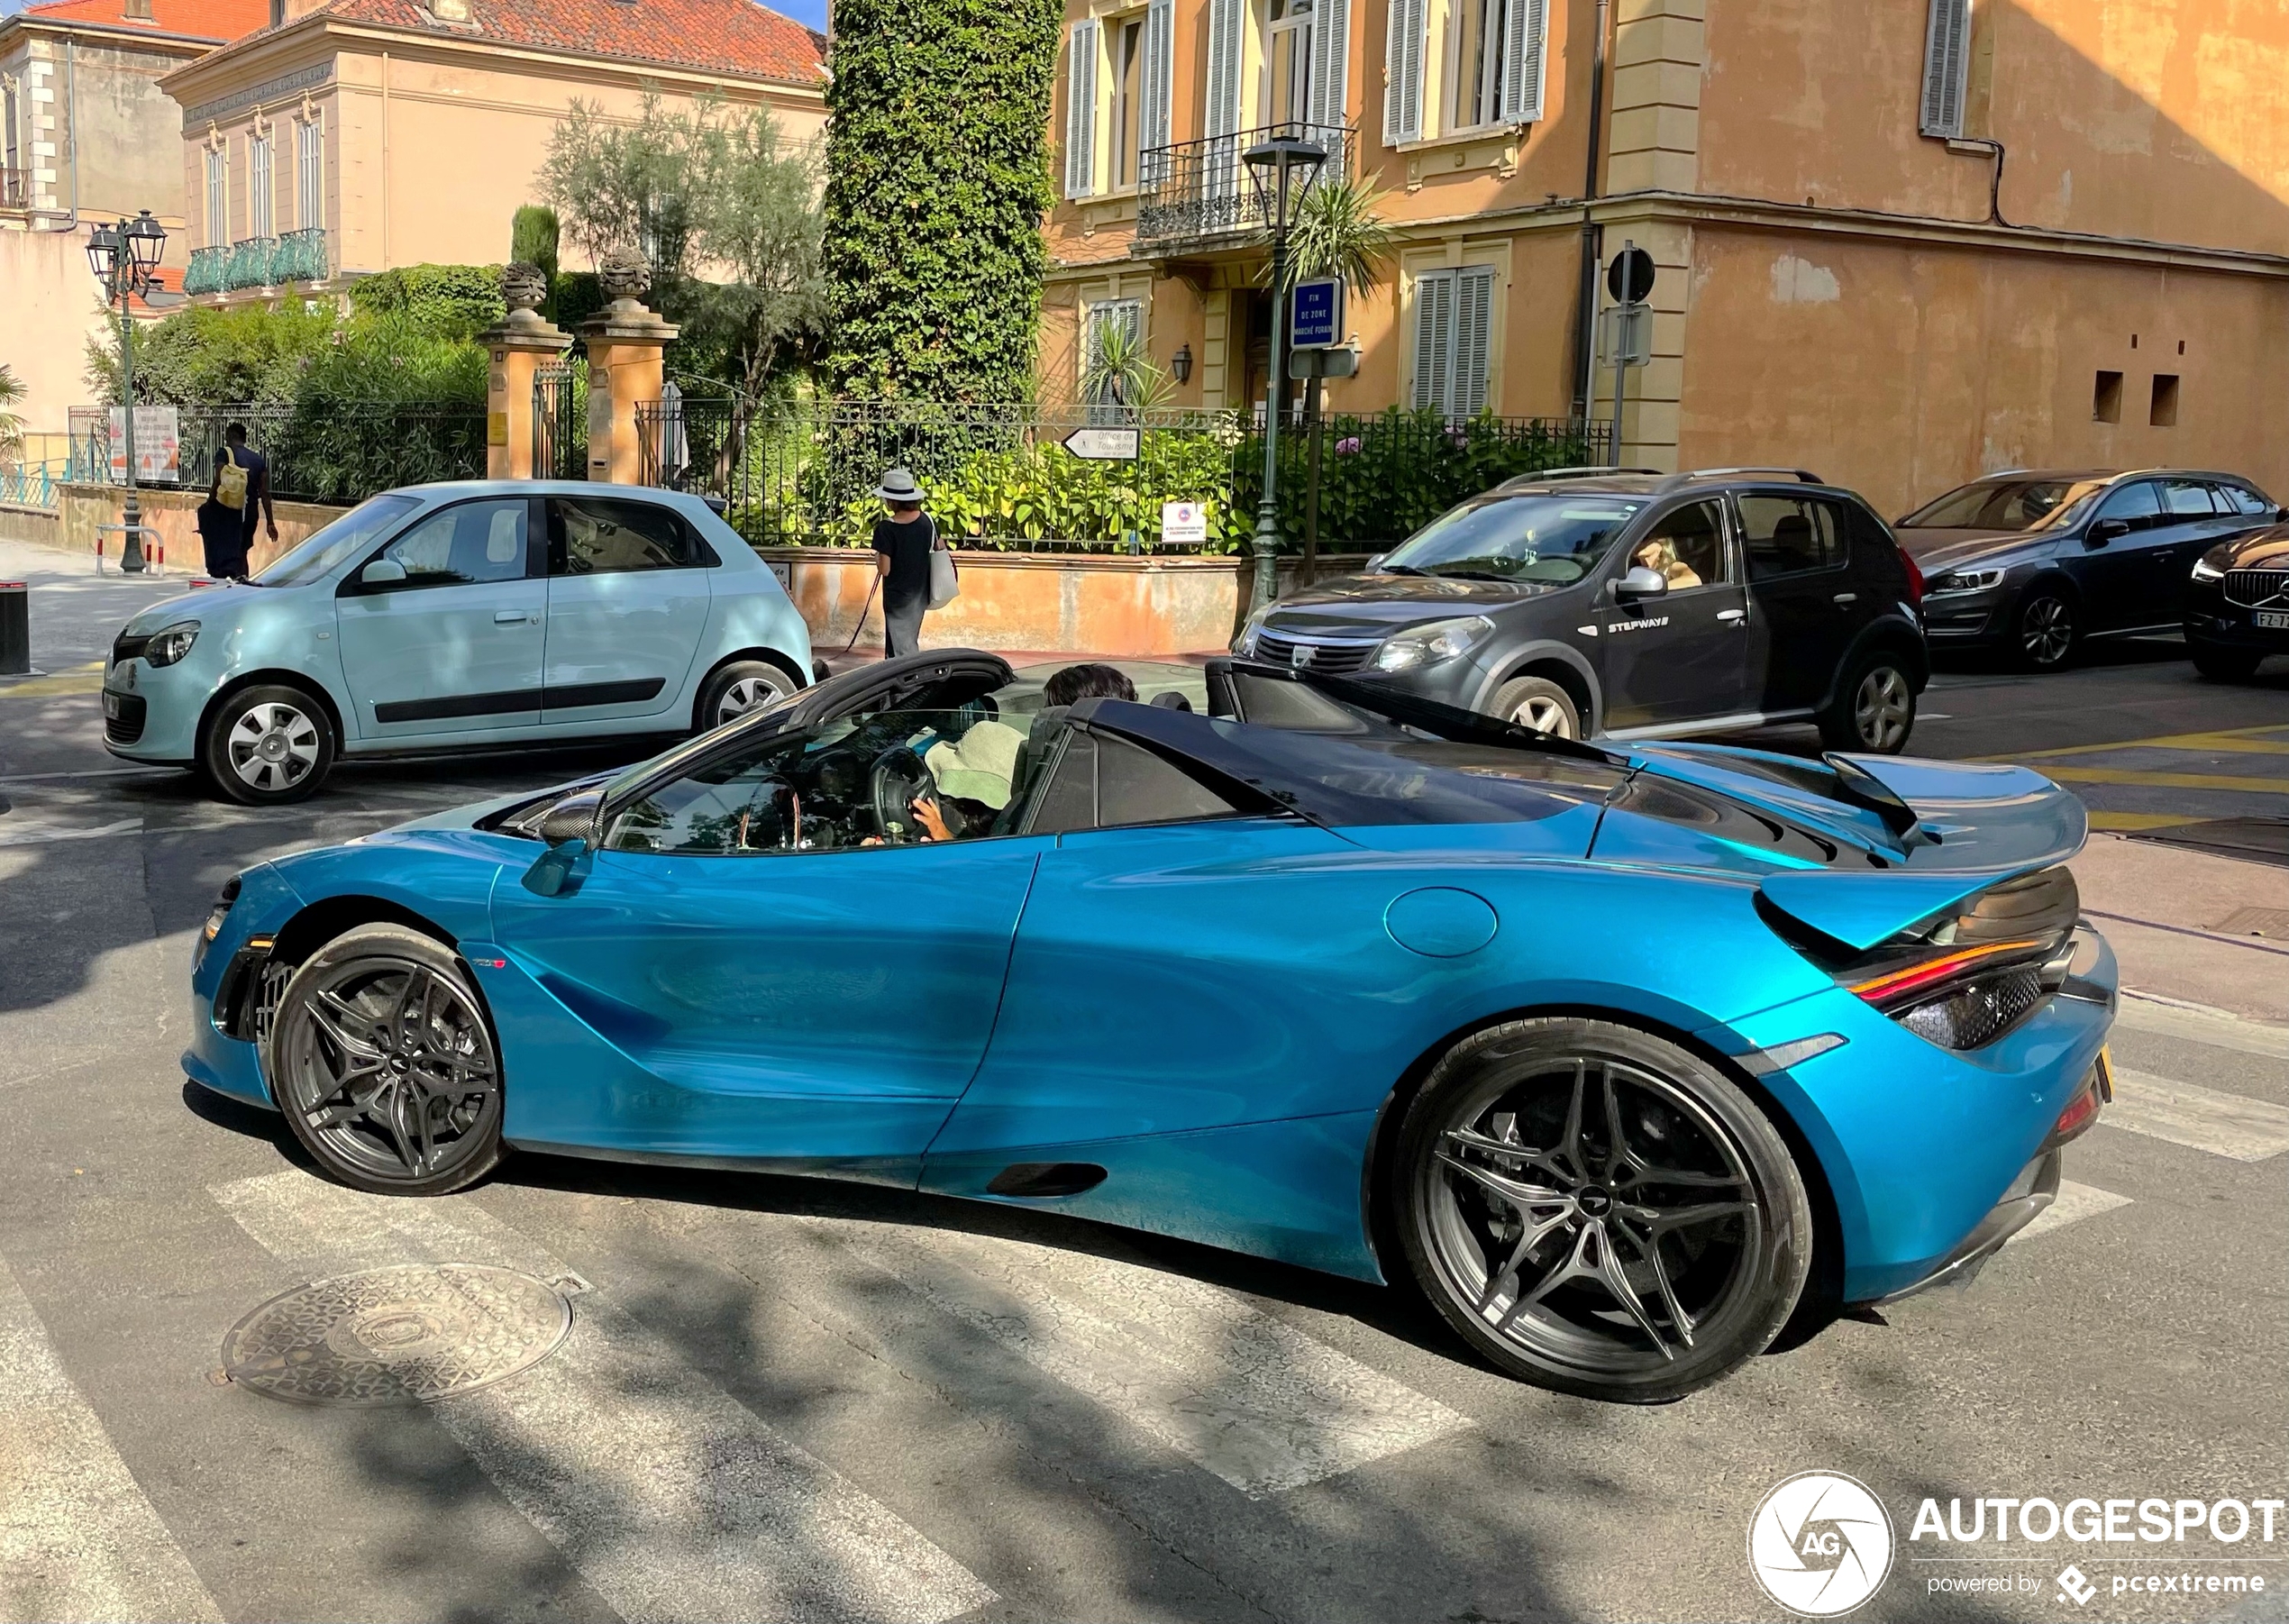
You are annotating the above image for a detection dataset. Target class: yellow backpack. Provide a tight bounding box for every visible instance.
[215,445,250,511]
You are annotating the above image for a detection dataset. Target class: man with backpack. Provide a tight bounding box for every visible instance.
[204,422,276,579]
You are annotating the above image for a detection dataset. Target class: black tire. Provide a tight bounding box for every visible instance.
[1817,649,1917,754]
[266,925,506,1196]
[2189,642,2263,682]
[694,657,801,733]
[1393,1017,1812,1402]
[1488,675,1582,739]
[2013,586,2079,671]
[199,682,336,805]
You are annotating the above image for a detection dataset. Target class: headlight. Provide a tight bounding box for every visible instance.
[1927,568,2004,594]
[1372,615,1495,673]
[201,875,241,944]
[145,620,201,666]
[2191,547,2230,583]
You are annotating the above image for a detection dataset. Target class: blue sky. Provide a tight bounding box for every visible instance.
[769,0,829,32]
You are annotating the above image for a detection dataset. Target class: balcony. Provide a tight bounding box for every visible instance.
[185,245,227,296]
[273,226,331,283]
[1134,122,1353,247]
[0,167,28,211]
[223,235,278,289]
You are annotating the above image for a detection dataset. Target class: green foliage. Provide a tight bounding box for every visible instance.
[1080,321,1172,412]
[539,94,825,397]
[1272,175,1399,296]
[347,263,505,336]
[84,299,339,406]
[821,0,1062,401]
[552,270,607,333]
[511,205,561,281]
[0,363,23,455]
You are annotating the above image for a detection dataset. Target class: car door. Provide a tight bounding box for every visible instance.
[488,708,1050,1163]
[542,492,714,727]
[2072,479,2163,631]
[1733,490,1858,713]
[2144,479,2234,625]
[333,496,545,739]
[1592,497,1756,730]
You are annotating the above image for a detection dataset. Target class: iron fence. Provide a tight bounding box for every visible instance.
[65,402,488,503]
[633,397,1609,554]
[533,364,585,480]
[1135,121,1354,244]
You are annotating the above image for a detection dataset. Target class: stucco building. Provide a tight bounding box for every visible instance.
[158,0,827,303]
[1040,0,2289,515]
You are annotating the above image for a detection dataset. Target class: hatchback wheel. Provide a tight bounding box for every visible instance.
[267,925,505,1196]
[1394,1018,1811,1402]
[201,684,335,805]
[2016,589,2078,670]
[1489,675,1581,739]
[697,659,798,732]
[1818,652,1916,753]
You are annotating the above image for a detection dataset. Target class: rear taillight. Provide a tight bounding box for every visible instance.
[1899,547,1926,607]
[1839,868,2079,1051]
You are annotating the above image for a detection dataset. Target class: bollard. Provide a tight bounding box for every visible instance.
[0,582,29,677]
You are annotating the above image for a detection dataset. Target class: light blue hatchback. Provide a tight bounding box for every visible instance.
[103,481,815,803]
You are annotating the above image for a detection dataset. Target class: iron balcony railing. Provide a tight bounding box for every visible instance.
[185,245,228,296]
[1135,121,1353,244]
[0,168,29,210]
[273,226,330,283]
[223,235,278,290]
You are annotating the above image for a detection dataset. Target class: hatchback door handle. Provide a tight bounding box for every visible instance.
[1831,592,1857,605]
[1717,608,1746,623]
[495,609,533,624]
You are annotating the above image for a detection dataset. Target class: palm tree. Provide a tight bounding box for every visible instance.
[1079,316,1172,414]
[0,364,24,460]
[1263,174,1398,297]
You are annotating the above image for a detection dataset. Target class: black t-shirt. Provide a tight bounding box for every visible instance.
[873,515,935,599]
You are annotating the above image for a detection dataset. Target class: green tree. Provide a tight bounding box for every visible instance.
[1266,174,1398,296]
[512,205,562,320]
[821,0,1062,401]
[83,299,339,406]
[0,364,24,457]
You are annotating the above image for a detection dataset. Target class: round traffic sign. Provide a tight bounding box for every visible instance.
[1606,246,1656,304]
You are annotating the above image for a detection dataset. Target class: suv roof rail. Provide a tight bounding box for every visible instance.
[1655,466,1825,491]
[1499,465,1664,488]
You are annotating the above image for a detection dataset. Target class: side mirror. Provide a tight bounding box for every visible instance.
[2088,518,2129,547]
[360,558,407,586]
[521,838,590,898]
[1615,564,1669,598]
[521,790,604,896]
[2275,507,2287,524]
[1365,552,1390,573]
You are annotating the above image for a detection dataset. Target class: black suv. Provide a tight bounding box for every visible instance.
[1896,468,2281,669]
[1238,468,1929,753]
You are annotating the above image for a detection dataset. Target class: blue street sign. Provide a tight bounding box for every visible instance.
[1290,278,1345,349]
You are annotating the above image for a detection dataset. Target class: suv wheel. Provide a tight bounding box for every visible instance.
[1818,652,1916,754]
[1489,676,1582,739]
[2015,588,2078,670]
[2190,642,2263,682]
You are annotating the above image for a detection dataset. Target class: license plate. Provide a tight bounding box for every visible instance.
[2256,610,2289,630]
[102,691,122,718]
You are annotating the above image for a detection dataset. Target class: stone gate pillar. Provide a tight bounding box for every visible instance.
[578,249,679,486]
[478,263,572,479]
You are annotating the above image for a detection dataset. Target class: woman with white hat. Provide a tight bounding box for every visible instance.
[871,467,939,659]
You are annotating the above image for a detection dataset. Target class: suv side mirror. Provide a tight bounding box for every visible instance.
[360,558,407,586]
[1364,552,1390,573]
[1614,565,1669,599]
[2088,518,2129,547]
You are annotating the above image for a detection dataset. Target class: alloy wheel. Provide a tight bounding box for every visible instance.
[227,701,321,794]
[716,672,793,725]
[1423,1056,1761,1371]
[1852,666,1912,751]
[273,955,501,1184]
[2020,596,2075,666]
[1511,696,1574,737]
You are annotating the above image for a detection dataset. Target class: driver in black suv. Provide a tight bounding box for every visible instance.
[1235,467,1928,754]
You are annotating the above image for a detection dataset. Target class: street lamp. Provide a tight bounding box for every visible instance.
[1242,128,1326,616]
[87,209,169,573]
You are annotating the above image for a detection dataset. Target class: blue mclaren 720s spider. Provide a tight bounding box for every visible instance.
[187,651,2116,1401]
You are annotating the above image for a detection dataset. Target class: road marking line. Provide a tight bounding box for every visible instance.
[0,1253,224,1624]
[2106,1071,2289,1163]
[1981,724,2289,762]
[2038,766,2289,794]
[0,818,142,848]
[0,662,106,700]
[2018,1181,2133,1243]
[2114,995,2289,1061]
[823,1219,1470,1497]
[2086,812,2212,832]
[213,1172,994,1624]
[0,766,178,784]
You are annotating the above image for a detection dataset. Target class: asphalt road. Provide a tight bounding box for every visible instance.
[2,543,2284,1624]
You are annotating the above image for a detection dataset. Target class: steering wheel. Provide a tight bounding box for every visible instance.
[868,745,935,843]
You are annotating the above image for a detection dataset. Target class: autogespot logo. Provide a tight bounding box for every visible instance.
[1748,1472,1897,1617]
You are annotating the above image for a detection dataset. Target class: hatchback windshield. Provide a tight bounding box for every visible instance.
[1899,478,2108,533]
[1381,495,1646,584]
[252,493,423,587]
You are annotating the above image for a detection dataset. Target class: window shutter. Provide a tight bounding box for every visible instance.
[1500,0,1548,123]
[1412,269,1454,412]
[1205,0,1244,138]
[1455,267,1494,415]
[1920,0,1969,137]
[1065,20,1100,199]
[1139,0,1175,181]
[1383,0,1427,142]
[1308,0,1351,130]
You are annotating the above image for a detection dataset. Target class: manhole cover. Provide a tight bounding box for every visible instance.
[222,1264,571,1408]
[2212,907,2289,940]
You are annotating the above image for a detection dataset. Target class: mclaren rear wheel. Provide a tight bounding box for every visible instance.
[266,925,506,1196]
[1393,1017,1811,1402]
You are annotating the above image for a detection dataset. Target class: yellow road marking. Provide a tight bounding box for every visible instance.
[2087,812,2214,832]
[2040,766,2289,794]
[1978,723,2289,762]
[0,661,105,698]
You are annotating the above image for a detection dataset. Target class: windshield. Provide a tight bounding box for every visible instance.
[1381,495,1646,584]
[251,493,423,587]
[1899,478,2108,533]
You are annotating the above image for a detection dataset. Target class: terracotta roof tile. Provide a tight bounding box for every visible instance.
[302,0,825,87]
[18,0,269,41]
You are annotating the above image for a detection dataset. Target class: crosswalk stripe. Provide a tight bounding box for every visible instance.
[2114,997,2289,1061]
[213,1172,995,1624]
[820,1218,1471,1497]
[0,1253,224,1624]
[2106,1071,2289,1163]
[2018,1181,2133,1243]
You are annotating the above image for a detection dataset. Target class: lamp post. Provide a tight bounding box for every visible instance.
[1242,129,1326,616]
[87,210,169,573]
